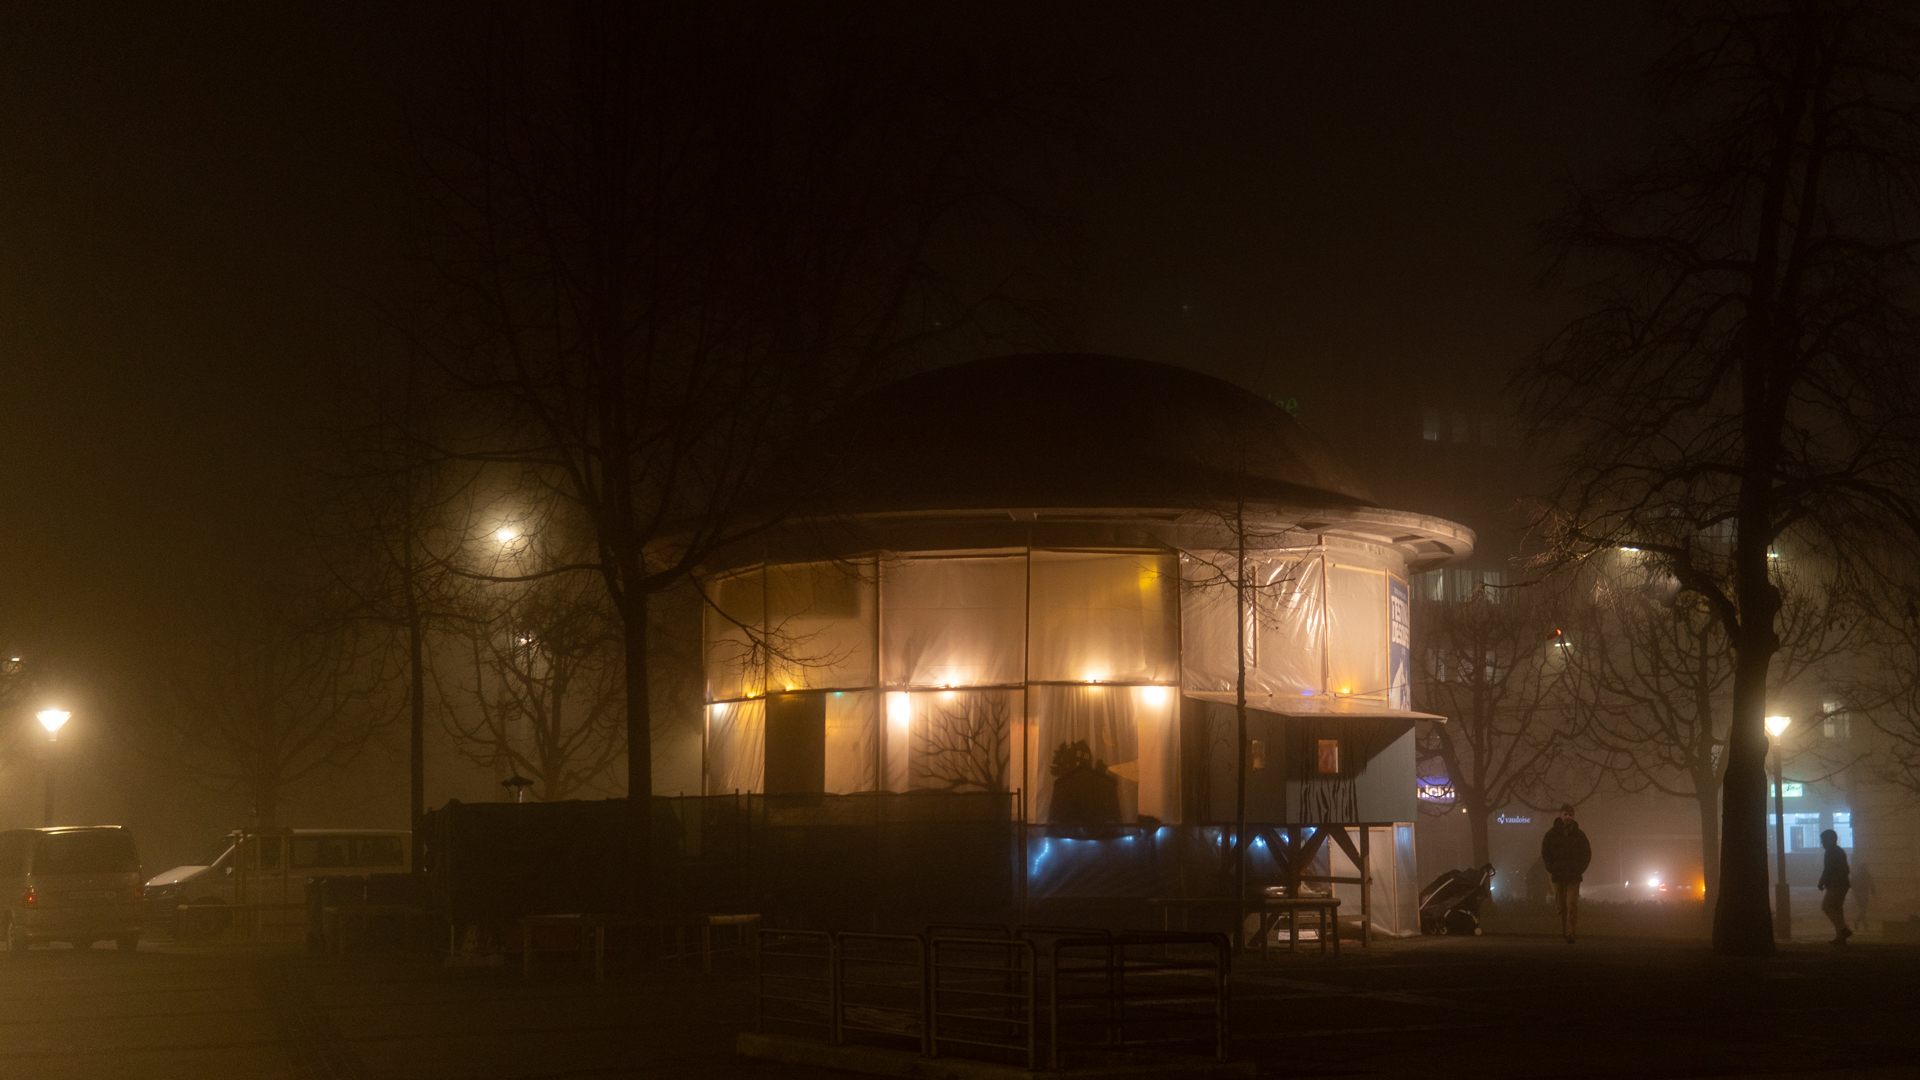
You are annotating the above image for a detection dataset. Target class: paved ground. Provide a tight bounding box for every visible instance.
[0,931,1913,1079]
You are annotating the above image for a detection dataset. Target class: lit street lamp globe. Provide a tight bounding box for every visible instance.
[36,709,69,737]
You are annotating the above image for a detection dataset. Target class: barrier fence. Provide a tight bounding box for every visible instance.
[754,925,1230,1071]
[1048,933,1231,1069]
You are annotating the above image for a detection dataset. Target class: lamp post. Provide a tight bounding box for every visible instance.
[1765,714,1792,940]
[36,709,69,827]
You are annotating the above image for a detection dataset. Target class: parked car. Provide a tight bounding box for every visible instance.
[0,826,145,952]
[146,828,409,938]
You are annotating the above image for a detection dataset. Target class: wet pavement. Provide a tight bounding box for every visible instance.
[0,932,1912,1078]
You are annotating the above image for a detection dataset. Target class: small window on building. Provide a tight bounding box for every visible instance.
[1316,739,1341,775]
[1249,739,1266,771]
[1783,812,1822,851]
[1832,811,1854,848]
[1421,408,1441,441]
[1823,705,1850,739]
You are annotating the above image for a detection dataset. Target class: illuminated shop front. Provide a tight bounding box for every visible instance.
[694,354,1472,926]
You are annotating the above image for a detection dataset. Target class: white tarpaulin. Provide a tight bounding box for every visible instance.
[881,556,1025,688]
[1029,551,1177,684]
[824,691,877,794]
[705,699,765,795]
[1180,552,1324,698]
[1030,684,1177,825]
[1327,564,1390,699]
[766,560,876,692]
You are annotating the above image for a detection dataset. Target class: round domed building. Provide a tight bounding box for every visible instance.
[693,354,1472,923]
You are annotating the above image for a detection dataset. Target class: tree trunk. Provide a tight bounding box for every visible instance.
[1467,796,1490,869]
[407,587,426,874]
[1713,488,1781,952]
[1696,775,1721,915]
[255,779,278,831]
[623,586,654,916]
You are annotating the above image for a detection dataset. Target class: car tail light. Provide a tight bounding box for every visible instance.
[21,887,34,908]
[133,884,145,901]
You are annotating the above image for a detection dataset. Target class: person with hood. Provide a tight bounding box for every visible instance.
[1541,803,1592,944]
[1819,828,1852,945]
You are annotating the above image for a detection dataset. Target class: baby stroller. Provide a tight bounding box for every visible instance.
[1419,864,1495,936]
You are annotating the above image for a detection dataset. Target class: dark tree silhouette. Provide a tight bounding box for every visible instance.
[910,693,1010,794]
[436,574,626,802]
[1522,0,1920,953]
[1181,504,1311,897]
[1412,584,1575,868]
[1564,552,1850,910]
[151,588,395,827]
[409,3,1063,911]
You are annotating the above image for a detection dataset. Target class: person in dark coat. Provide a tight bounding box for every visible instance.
[1540,804,1592,944]
[1818,828,1852,945]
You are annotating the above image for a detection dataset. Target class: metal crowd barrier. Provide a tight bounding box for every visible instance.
[755,929,836,1040]
[1048,932,1231,1069]
[929,935,1037,1066]
[754,926,1230,1072]
[837,932,929,1053]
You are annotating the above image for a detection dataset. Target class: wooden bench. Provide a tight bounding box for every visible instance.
[1253,897,1342,957]
[1146,896,1343,958]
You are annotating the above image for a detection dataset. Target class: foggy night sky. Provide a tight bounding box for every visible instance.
[0,3,1658,689]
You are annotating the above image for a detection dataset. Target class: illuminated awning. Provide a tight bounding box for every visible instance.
[1182,690,1445,722]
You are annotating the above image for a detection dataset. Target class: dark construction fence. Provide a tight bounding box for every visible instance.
[423,792,1019,928]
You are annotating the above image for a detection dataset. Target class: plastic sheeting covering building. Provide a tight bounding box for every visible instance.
[705,549,1421,819]
[692,355,1472,921]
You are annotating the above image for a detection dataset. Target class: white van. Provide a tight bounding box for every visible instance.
[146,828,409,937]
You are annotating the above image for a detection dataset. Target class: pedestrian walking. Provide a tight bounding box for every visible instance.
[1818,829,1852,945]
[1541,804,1592,944]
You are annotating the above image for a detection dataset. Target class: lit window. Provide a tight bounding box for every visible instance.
[1783,812,1821,851]
[1317,739,1341,775]
[1249,739,1266,772]
[1824,713,1850,739]
[1422,408,1440,441]
[1833,811,1854,849]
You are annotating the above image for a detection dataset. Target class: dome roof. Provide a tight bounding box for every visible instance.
[809,354,1376,515]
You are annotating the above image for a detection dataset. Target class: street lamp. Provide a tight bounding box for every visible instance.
[36,709,70,826]
[1765,714,1792,940]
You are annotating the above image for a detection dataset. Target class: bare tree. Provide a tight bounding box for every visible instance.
[151,589,395,827]
[1564,553,1851,909]
[1181,504,1311,898]
[1412,583,1575,869]
[1842,581,1920,796]
[435,574,626,801]
[1521,0,1920,953]
[910,693,1010,794]
[327,393,490,869]
[409,3,1062,910]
